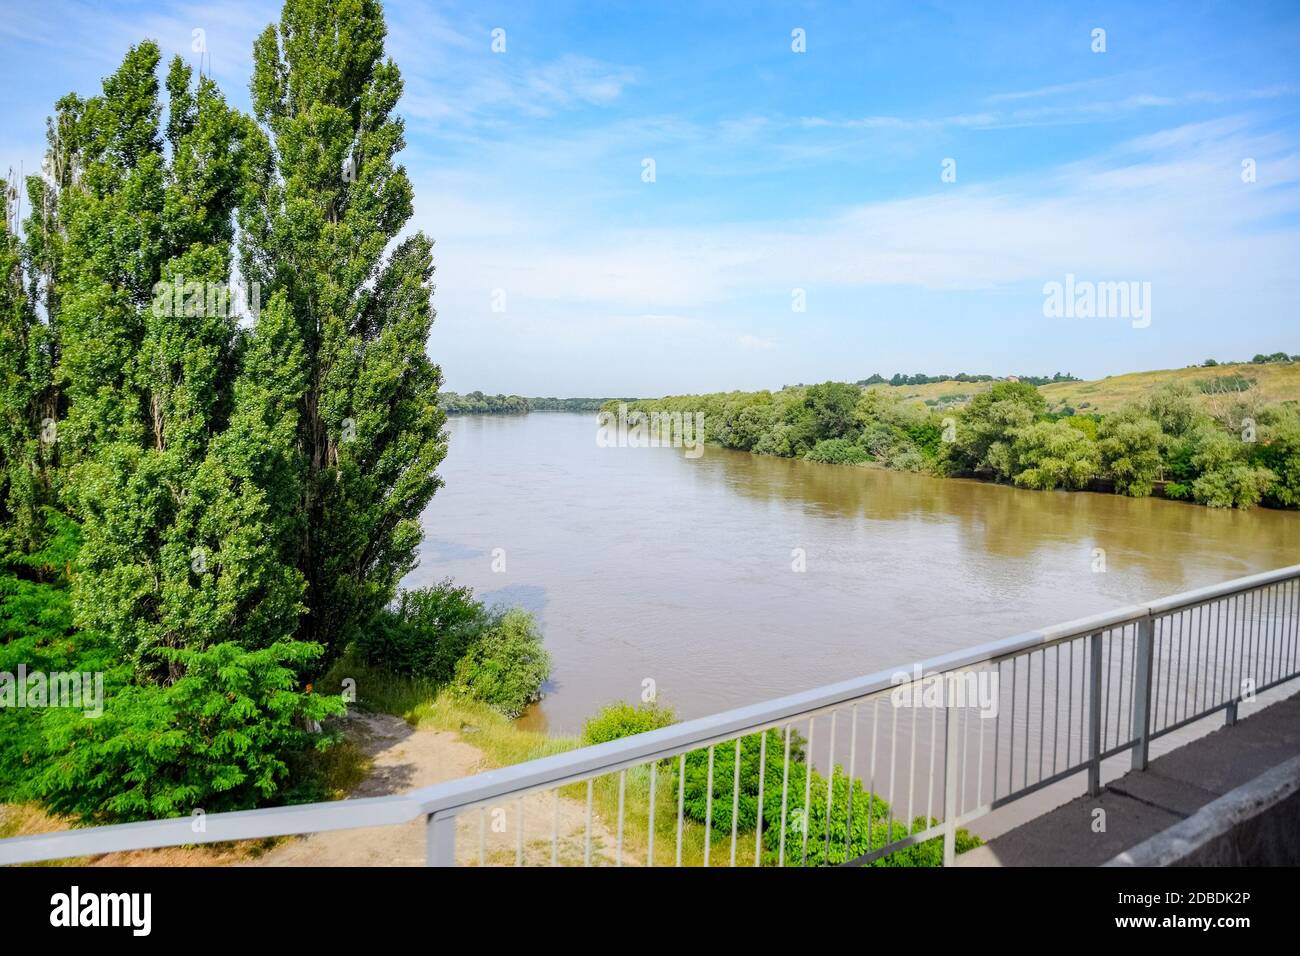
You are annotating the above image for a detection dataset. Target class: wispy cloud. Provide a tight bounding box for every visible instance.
[403,54,638,125]
[986,78,1112,103]
[422,116,1300,315]
[803,85,1300,133]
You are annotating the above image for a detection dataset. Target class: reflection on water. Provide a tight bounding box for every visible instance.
[409,413,1298,736]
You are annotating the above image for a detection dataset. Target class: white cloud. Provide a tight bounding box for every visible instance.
[400,51,637,125]
[418,116,1300,331]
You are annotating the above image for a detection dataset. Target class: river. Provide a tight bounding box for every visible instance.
[408,412,1298,738]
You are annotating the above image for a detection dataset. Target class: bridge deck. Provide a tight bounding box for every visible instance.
[958,691,1300,866]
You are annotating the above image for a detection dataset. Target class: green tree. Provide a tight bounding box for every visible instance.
[944,382,1046,479]
[1097,407,1164,496]
[0,96,83,558]
[1183,427,1274,508]
[1008,420,1100,490]
[803,381,861,441]
[0,178,59,554]
[1258,406,1300,507]
[451,608,552,718]
[1141,383,1200,439]
[243,0,448,664]
[55,47,294,671]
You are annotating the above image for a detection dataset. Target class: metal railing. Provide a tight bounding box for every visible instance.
[2,564,1298,867]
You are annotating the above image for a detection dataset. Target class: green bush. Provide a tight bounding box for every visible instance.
[14,638,343,822]
[1191,463,1275,509]
[1259,406,1300,508]
[806,438,870,465]
[582,701,677,745]
[1183,427,1275,508]
[673,728,981,866]
[1196,374,1256,394]
[451,608,551,718]
[357,579,489,683]
[886,447,927,472]
[679,730,809,834]
[0,513,348,821]
[355,579,552,717]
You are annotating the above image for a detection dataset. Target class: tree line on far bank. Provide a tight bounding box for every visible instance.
[440,391,628,414]
[618,380,1300,510]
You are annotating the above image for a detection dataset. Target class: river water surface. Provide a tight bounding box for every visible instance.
[409,412,1298,738]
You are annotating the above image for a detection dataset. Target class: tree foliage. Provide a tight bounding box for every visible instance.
[0,1,468,821]
[243,0,448,664]
[624,379,1293,511]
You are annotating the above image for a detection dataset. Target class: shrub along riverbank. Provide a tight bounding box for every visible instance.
[612,377,1300,510]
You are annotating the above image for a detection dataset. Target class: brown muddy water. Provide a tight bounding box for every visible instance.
[410,413,1298,736]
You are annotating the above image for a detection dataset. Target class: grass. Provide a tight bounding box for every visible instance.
[869,380,991,405]
[869,362,1300,415]
[1039,362,1300,413]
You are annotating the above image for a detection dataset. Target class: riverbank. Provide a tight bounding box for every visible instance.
[612,375,1300,511]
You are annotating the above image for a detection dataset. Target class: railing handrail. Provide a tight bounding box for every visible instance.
[2,562,1298,866]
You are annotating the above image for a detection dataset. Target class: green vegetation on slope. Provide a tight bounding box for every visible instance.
[1038,360,1300,415]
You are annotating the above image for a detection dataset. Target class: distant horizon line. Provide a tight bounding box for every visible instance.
[442,351,1300,400]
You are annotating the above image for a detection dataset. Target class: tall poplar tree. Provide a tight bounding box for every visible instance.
[56,44,309,674]
[0,95,81,555]
[0,178,53,554]
[243,0,447,663]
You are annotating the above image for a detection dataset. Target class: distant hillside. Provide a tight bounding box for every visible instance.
[871,361,1300,414]
[444,360,1300,416]
[1038,362,1300,414]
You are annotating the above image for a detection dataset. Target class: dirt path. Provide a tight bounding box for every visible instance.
[255,713,632,867]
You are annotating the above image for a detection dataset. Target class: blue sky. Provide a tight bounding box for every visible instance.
[2,1,1299,395]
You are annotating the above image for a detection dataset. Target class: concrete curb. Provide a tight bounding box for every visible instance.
[1105,754,1300,867]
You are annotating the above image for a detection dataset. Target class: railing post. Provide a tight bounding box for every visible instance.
[1225,701,1238,726]
[1130,617,1155,771]
[1087,632,1103,797]
[942,674,959,866]
[426,811,456,866]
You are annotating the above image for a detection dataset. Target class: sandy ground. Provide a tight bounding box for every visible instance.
[254,713,633,867]
[0,712,630,867]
